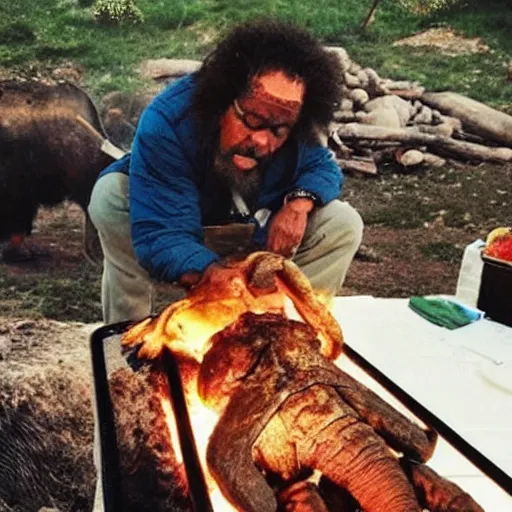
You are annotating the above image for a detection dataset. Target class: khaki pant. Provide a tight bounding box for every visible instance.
[88,172,363,324]
[88,172,362,510]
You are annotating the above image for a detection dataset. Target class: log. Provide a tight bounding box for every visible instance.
[452,130,491,145]
[421,92,512,147]
[422,152,446,167]
[333,111,356,123]
[139,59,201,80]
[338,157,378,175]
[382,79,423,90]
[416,122,457,138]
[390,88,425,100]
[329,130,353,158]
[336,123,512,162]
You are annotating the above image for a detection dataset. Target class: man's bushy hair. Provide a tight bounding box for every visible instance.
[193,19,343,143]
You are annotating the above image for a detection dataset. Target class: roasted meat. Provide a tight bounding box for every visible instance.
[199,312,484,512]
[123,251,342,361]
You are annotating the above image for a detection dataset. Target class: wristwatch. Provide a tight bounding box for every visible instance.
[283,188,320,206]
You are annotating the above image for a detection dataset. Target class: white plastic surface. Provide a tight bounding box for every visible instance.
[332,296,512,510]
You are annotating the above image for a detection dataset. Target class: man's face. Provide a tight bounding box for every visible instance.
[217,70,305,174]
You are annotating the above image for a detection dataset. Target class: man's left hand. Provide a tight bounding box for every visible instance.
[266,198,314,257]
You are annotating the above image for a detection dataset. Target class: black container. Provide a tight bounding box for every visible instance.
[477,255,512,327]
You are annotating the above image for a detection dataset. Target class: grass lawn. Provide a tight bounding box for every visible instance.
[0,0,511,106]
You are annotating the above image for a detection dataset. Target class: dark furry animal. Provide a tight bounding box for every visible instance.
[0,80,114,257]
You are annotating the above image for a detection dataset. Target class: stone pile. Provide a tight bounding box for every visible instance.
[325,46,512,173]
[104,51,512,173]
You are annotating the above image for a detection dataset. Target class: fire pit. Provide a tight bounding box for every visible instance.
[90,252,487,511]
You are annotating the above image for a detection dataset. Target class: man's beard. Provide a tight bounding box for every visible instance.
[214,152,265,212]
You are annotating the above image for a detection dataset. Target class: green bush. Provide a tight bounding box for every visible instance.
[92,0,144,25]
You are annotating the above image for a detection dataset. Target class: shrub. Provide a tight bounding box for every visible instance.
[92,0,144,25]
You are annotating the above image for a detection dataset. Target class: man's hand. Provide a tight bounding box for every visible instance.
[179,271,203,289]
[266,198,314,257]
[179,262,241,290]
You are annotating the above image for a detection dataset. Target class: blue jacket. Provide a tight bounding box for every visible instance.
[101,75,343,282]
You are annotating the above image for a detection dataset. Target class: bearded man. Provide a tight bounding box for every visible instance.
[88,19,363,324]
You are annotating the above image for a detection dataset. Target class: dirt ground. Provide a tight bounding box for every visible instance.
[2,158,511,315]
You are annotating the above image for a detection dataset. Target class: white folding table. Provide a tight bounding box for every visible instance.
[331,296,512,511]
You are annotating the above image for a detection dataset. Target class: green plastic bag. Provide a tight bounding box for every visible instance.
[409,296,482,329]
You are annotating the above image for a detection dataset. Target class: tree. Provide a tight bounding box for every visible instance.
[361,0,383,31]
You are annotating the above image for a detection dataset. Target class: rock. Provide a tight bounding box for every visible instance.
[356,70,370,89]
[411,100,423,116]
[391,87,426,100]
[364,95,414,127]
[356,107,402,129]
[439,115,463,134]
[348,62,363,75]
[355,244,380,263]
[340,84,351,97]
[339,98,354,112]
[431,109,443,124]
[103,108,136,151]
[101,90,155,127]
[411,106,433,125]
[348,88,369,106]
[326,46,352,72]
[13,319,36,331]
[100,90,156,149]
[344,72,361,89]
[365,68,386,96]
[398,149,425,167]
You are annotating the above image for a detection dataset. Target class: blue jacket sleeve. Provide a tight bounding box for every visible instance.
[129,105,219,282]
[293,145,343,204]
